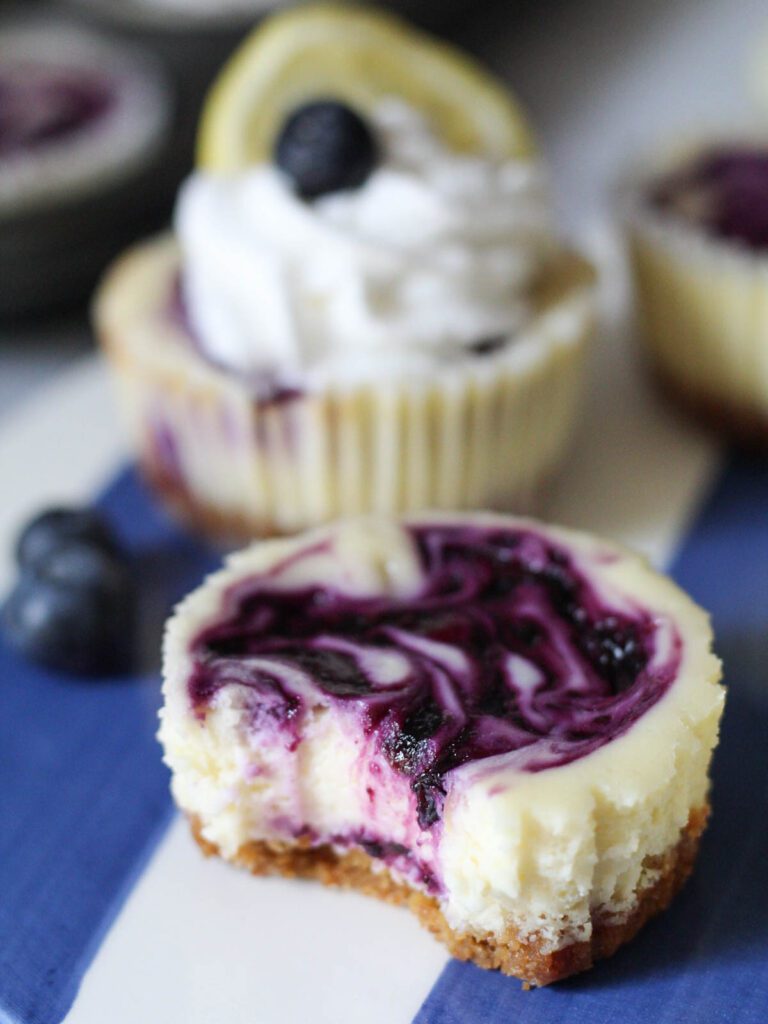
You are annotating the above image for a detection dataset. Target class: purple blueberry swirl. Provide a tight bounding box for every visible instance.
[189,524,680,829]
[650,147,768,250]
[0,66,114,158]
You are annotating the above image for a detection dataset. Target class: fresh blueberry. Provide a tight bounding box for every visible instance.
[16,507,120,570]
[3,575,132,676]
[274,100,378,200]
[2,541,134,676]
[43,541,131,598]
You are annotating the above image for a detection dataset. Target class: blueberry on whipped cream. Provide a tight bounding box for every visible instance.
[176,98,555,384]
[3,506,134,675]
[275,100,379,200]
[160,514,723,983]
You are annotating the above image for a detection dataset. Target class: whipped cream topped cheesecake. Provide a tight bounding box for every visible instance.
[160,514,724,985]
[95,5,594,538]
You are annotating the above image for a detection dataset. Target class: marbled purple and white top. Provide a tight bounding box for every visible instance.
[188,522,680,830]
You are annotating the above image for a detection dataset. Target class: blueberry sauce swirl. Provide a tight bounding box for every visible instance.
[189,525,680,829]
[650,147,768,251]
[0,67,113,158]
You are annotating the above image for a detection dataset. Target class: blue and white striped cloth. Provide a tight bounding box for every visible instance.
[2,457,767,1024]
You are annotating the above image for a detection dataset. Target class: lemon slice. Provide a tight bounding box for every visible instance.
[198,3,535,171]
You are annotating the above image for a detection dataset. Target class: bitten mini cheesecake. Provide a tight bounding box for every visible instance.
[95,5,595,538]
[159,514,724,985]
[625,141,768,446]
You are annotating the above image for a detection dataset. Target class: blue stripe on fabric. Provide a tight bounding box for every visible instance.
[5,454,768,1024]
[414,452,768,1024]
[0,468,217,1024]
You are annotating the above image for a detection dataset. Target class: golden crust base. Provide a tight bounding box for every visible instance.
[189,805,708,987]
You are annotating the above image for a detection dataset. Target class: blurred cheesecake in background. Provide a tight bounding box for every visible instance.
[623,139,768,447]
[95,4,595,538]
[0,14,171,318]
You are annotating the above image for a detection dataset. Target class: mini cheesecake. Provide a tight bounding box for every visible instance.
[159,514,724,986]
[0,17,171,317]
[95,5,595,538]
[625,141,768,446]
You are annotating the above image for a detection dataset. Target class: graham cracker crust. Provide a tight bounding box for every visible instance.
[652,364,768,451]
[189,806,708,987]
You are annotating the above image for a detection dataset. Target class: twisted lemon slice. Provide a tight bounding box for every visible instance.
[197,3,535,170]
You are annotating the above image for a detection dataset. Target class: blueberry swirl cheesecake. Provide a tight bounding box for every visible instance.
[95,4,595,538]
[624,141,768,446]
[159,514,724,985]
[0,17,170,317]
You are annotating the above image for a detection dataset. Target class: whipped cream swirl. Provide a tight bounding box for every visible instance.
[176,99,556,386]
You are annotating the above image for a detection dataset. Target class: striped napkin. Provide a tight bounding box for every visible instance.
[2,457,767,1024]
